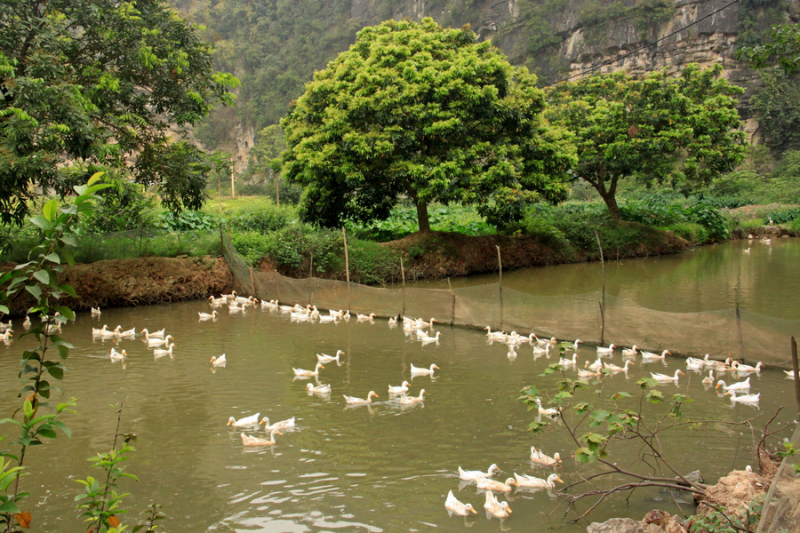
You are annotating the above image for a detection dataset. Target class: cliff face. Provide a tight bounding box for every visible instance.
[173,0,798,158]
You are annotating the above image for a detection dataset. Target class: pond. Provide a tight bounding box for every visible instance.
[0,294,796,532]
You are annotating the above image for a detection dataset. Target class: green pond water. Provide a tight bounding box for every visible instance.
[0,239,798,532]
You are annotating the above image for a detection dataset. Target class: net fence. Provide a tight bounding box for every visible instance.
[223,232,800,366]
[757,423,800,532]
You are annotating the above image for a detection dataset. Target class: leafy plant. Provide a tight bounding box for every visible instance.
[157,211,219,232]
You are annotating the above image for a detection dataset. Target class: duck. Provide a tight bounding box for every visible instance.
[227,412,260,427]
[141,328,166,339]
[98,325,121,338]
[1,329,12,344]
[785,370,796,378]
[596,344,616,355]
[259,416,295,430]
[702,370,715,384]
[146,334,174,347]
[622,345,639,357]
[686,357,706,370]
[514,472,563,490]
[109,348,127,361]
[558,353,579,367]
[318,315,337,323]
[507,346,518,359]
[91,307,101,317]
[420,331,442,345]
[458,464,501,482]
[535,335,558,347]
[732,361,764,373]
[198,310,218,320]
[416,317,437,328]
[475,476,518,493]
[153,343,175,358]
[716,377,751,392]
[92,324,110,336]
[388,381,410,394]
[209,296,225,307]
[22,316,31,330]
[343,310,351,321]
[388,317,397,326]
[241,429,282,446]
[356,313,376,322]
[532,344,550,357]
[604,360,634,373]
[651,369,684,382]
[44,322,62,335]
[578,368,602,379]
[568,339,583,351]
[530,446,561,466]
[587,358,603,372]
[399,390,426,404]
[210,354,227,366]
[484,327,508,341]
[535,399,558,417]
[743,247,751,254]
[306,382,331,394]
[293,362,324,377]
[726,391,760,404]
[115,326,136,339]
[317,350,343,364]
[483,491,512,519]
[641,349,671,360]
[445,490,477,516]
[410,363,439,376]
[343,391,378,405]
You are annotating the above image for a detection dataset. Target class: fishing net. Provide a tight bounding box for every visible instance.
[222,232,800,365]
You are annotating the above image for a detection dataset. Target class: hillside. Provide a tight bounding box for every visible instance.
[168,0,799,168]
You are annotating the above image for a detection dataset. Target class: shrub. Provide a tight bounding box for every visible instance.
[157,210,219,231]
[79,181,156,233]
[347,240,401,284]
[226,203,297,233]
[684,203,730,241]
[663,222,710,243]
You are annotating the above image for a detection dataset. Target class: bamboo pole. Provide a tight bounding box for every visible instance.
[496,245,503,329]
[400,256,406,318]
[594,231,606,345]
[343,227,350,312]
[792,337,799,412]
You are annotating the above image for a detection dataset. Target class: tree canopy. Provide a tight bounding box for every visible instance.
[278,18,576,231]
[546,64,747,217]
[737,22,800,76]
[0,0,239,225]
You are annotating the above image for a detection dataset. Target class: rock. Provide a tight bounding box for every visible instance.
[696,470,769,523]
[586,518,662,533]
[675,470,704,486]
[642,510,688,533]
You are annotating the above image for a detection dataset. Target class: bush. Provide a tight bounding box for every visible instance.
[157,210,220,231]
[226,203,297,233]
[348,240,401,284]
[683,203,730,241]
[79,181,156,233]
[663,222,710,243]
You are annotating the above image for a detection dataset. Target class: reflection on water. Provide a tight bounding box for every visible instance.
[0,294,796,532]
[411,238,800,320]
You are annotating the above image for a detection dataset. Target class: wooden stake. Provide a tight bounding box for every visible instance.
[230,157,235,198]
[735,299,745,361]
[400,256,406,318]
[792,337,799,413]
[448,277,455,326]
[249,267,256,298]
[309,251,313,278]
[343,227,350,311]
[594,231,606,345]
[496,245,503,329]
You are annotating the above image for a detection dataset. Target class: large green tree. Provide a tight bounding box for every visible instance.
[737,22,800,76]
[546,65,747,218]
[0,0,239,225]
[278,18,575,231]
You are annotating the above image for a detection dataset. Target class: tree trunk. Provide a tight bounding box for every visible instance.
[416,200,430,232]
[601,192,621,220]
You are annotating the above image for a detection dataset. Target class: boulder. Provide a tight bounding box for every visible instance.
[586,518,662,533]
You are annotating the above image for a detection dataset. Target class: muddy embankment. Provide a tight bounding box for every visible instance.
[2,256,232,317]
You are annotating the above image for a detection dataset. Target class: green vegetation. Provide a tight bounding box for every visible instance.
[0,0,239,226]
[750,71,800,153]
[546,65,747,218]
[279,19,575,231]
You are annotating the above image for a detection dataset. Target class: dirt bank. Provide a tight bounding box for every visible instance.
[3,256,232,317]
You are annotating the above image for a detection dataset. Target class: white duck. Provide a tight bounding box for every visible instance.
[399,390,426,404]
[604,360,634,373]
[198,310,217,320]
[651,369,683,382]
[726,391,760,404]
[716,377,751,392]
[484,491,512,519]
[146,334,174,347]
[642,349,671,360]
[153,343,175,358]
[535,399,558,417]
[210,354,227,366]
[318,315,337,323]
[475,476,518,493]
[568,339,583,351]
[559,353,579,367]
[92,324,110,336]
[306,383,331,394]
[259,416,295,430]
[410,363,439,376]
[458,464,501,482]
[445,490,477,516]
[241,429,281,446]
[578,368,602,379]
[317,350,343,364]
[22,316,31,330]
[702,370,715,384]
[785,370,796,378]
[141,328,166,339]
[484,327,507,341]
[343,391,378,405]
[356,313,376,322]
[530,446,561,466]
[596,344,616,355]
[416,317,438,328]
[109,348,127,361]
[91,307,101,317]
[587,358,603,372]
[733,361,764,373]
[686,357,706,370]
[115,326,136,339]
[514,472,563,490]
[293,362,325,377]
[388,381,410,394]
[622,345,639,357]
[227,412,260,427]
[532,344,550,357]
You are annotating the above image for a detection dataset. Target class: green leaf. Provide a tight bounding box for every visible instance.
[25,285,42,299]
[32,270,50,285]
[43,199,59,222]
[29,216,51,231]
[0,305,8,315]
[43,253,60,264]
[47,366,64,380]
[53,306,74,321]
[51,420,72,437]
[88,171,105,185]
[611,391,632,400]
[0,502,21,514]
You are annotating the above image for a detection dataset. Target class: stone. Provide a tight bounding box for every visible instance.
[586,518,662,533]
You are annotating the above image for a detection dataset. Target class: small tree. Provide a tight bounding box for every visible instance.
[278,18,575,232]
[546,65,746,218]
